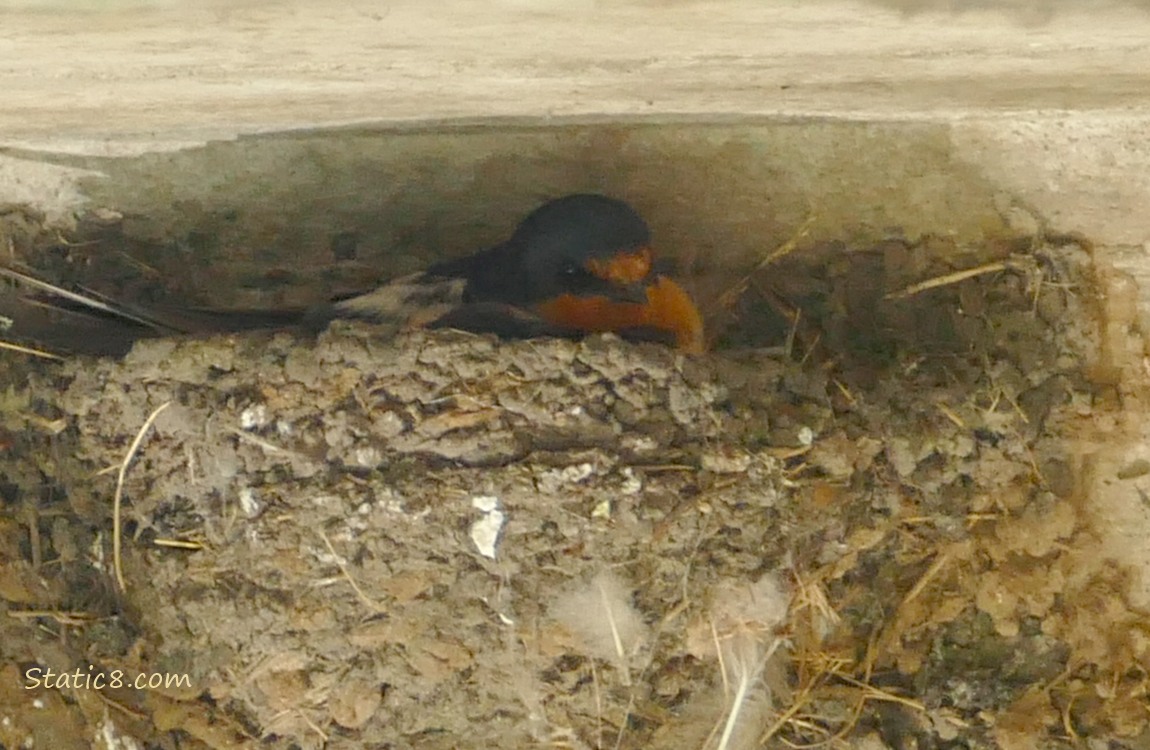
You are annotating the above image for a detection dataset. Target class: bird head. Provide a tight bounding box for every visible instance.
[513,193,655,305]
[514,194,706,354]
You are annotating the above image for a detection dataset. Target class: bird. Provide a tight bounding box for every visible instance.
[0,194,705,357]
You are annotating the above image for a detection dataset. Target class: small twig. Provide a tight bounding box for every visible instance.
[7,609,104,625]
[936,403,966,429]
[999,388,1031,425]
[1061,695,1081,742]
[20,502,42,570]
[768,445,813,461]
[831,672,927,711]
[317,529,382,612]
[899,513,998,526]
[831,379,857,407]
[797,331,822,367]
[611,689,638,750]
[904,550,951,608]
[296,709,329,744]
[152,538,205,550]
[228,427,289,454]
[883,260,1015,300]
[94,690,149,720]
[633,463,695,473]
[758,665,828,745]
[717,214,817,310]
[784,307,802,361]
[113,401,171,590]
[0,339,64,360]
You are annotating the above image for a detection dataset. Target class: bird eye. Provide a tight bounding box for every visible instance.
[557,262,597,292]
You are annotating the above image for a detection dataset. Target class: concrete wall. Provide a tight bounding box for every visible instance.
[3,2,1149,241]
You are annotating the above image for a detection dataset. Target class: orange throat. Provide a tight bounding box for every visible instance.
[534,276,705,354]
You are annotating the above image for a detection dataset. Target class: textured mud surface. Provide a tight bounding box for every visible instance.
[2,230,1149,750]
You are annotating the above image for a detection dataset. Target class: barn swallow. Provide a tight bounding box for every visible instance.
[0,194,705,356]
[330,194,705,353]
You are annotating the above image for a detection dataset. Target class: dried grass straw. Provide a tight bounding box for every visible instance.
[113,401,171,590]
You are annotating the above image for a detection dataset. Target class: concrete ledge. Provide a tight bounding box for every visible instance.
[3,1,1150,138]
[3,2,1149,251]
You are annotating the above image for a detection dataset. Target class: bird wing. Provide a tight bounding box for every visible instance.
[322,272,468,330]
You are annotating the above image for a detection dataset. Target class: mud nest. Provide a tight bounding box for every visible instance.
[3,226,1148,750]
